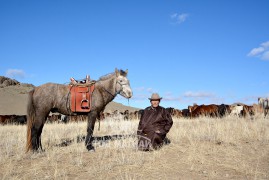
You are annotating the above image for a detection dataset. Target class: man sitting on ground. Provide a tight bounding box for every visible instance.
[137,93,173,151]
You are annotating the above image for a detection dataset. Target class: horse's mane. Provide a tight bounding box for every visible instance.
[98,69,127,81]
[98,72,115,81]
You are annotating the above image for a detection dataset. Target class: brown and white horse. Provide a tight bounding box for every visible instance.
[258,97,269,117]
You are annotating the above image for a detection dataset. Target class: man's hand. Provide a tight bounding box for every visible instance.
[137,129,142,135]
[155,130,161,134]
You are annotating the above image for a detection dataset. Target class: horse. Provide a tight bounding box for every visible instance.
[165,107,183,118]
[26,68,132,152]
[242,105,255,117]
[258,97,269,117]
[218,104,231,117]
[190,104,219,118]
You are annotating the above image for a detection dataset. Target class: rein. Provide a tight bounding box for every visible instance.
[101,86,115,97]
[98,80,129,131]
[100,80,128,97]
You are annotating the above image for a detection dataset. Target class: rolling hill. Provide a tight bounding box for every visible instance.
[0,76,140,115]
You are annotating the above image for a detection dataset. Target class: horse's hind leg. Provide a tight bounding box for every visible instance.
[31,117,45,152]
[85,111,97,151]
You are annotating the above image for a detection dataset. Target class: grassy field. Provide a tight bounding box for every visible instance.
[0,115,269,180]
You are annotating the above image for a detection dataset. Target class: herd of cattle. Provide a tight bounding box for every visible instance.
[0,99,268,125]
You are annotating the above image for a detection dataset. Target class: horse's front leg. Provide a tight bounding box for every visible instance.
[85,111,97,151]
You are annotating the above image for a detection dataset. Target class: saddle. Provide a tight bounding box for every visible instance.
[69,75,95,113]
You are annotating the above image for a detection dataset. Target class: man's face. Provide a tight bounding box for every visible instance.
[151,100,160,108]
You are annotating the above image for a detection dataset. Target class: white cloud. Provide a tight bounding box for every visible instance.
[178,13,189,23]
[127,89,182,102]
[170,13,178,19]
[5,69,26,79]
[134,87,145,92]
[128,87,155,101]
[162,92,181,101]
[181,91,228,106]
[171,13,189,24]
[146,88,154,93]
[261,51,269,60]
[247,40,269,61]
[261,41,269,48]
[183,91,214,98]
[247,47,264,57]
[163,96,181,101]
[130,94,149,101]
[133,87,155,93]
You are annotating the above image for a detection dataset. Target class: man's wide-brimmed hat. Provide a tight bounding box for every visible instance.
[149,93,162,100]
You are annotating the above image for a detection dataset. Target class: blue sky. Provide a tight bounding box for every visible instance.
[1,0,269,109]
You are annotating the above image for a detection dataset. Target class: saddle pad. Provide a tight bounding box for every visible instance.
[70,85,95,113]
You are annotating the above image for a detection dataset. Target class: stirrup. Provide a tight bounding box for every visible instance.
[81,99,89,109]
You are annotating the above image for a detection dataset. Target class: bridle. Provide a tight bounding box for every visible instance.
[101,80,129,97]
[116,80,129,92]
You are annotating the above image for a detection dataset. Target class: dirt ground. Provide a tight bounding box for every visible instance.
[0,117,268,180]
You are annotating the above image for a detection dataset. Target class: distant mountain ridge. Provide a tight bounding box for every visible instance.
[0,76,34,88]
[0,76,140,115]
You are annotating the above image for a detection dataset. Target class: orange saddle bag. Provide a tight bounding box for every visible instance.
[70,84,95,113]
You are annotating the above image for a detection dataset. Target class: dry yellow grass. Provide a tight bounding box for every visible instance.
[0,115,269,180]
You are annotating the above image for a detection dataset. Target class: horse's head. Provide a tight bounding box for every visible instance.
[115,68,132,99]
[258,97,264,105]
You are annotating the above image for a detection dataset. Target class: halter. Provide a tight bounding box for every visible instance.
[101,80,128,97]
[116,80,129,93]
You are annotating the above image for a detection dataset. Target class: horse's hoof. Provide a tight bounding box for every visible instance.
[33,149,45,153]
[87,145,95,152]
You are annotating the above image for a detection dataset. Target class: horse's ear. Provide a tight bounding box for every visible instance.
[115,68,119,77]
[125,69,128,75]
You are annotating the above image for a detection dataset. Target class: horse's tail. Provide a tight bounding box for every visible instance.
[26,89,35,152]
